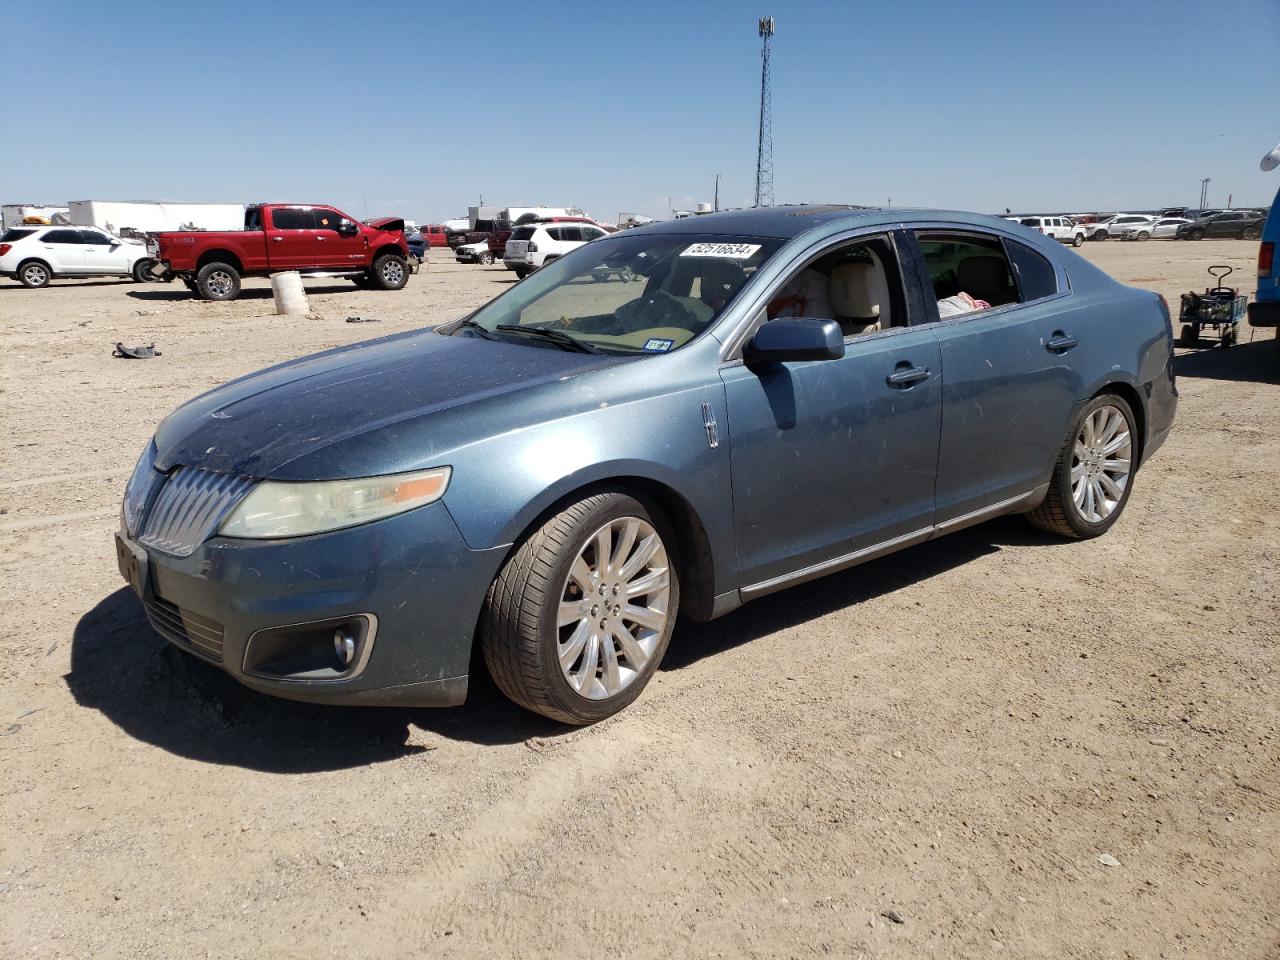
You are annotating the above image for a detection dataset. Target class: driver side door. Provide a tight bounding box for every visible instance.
[718,232,942,592]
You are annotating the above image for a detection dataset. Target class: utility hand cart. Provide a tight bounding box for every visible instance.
[1178,264,1249,348]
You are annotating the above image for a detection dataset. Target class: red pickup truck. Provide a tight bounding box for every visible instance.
[151,203,412,301]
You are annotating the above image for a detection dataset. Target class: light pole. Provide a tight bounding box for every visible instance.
[1199,178,1211,211]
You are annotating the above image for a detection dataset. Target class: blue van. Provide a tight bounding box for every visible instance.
[1247,187,1279,330]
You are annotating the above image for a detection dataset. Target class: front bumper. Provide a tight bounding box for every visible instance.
[1247,300,1279,327]
[116,502,508,707]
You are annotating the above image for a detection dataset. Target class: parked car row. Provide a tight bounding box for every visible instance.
[1008,209,1267,244]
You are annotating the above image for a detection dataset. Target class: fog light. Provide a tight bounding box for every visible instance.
[334,628,356,667]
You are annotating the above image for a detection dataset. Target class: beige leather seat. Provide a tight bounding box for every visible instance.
[829,257,890,337]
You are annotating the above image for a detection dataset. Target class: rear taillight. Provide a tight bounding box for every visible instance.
[1260,241,1274,276]
[527,242,538,253]
[0,244,10,256]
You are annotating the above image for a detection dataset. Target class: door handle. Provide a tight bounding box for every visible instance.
[272,236,283,242]
[315,236,327,241]
[1045,332,1078,353]
[886,364,931,387]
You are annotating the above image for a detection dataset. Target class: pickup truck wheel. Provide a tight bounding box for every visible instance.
[1026,394,1137,540]
[1071,234,1084,247]
[480,491,679,724]
[131,259,155,283]
[478,251,494,265]
[371,254,408,290]
[196,262,241,301]
[18,260,52,288]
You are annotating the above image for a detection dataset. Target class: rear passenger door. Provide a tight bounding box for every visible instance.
[904,229,1084,522]
[266,206,323,269]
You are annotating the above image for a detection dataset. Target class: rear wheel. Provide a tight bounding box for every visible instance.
[370,254,408,290]
[131,259,155,282]
[513,267,530,280]
[1071,233,1084,247]
[18,260,51,288]
[196,261,241,301]
[1189,228,1206,240]
[1026,394,1137,540]
[478,251,494,265]
[1093,230,1108,241]
[480,491,679,724]
[1136,231,1150,241]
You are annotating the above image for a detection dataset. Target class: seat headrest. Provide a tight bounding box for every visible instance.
[956,256,1010,304]
[829,261,882,320]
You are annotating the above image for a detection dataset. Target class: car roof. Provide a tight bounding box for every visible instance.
[622,204,1067,241]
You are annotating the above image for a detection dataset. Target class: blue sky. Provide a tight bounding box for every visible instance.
[6,0,1278,222]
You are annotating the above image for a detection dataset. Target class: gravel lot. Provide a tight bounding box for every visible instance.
[1,239,1276,959]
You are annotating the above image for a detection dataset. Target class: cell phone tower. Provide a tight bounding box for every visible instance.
[754,15,776,208]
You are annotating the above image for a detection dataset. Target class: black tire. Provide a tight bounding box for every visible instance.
[371,254,409,290]
[196,261,241,301]
[1189,229,1205,241]
[1178,324,1197,347]
[480,491,680,725]
[1025,393,1138,540]
[478,251,494,265]
[1243,226,1261,241]
[513,267,530,280]
[1071,233,1085,247]
[18,260,52,288]
[1092,230,1108,241]
[131,259,154,283]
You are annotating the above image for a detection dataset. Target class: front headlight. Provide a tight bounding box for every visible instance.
[122,441,158,535]
[218,467,451,539]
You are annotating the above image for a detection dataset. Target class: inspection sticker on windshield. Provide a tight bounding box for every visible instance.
[643,338,675,352]
[680,242,761,259]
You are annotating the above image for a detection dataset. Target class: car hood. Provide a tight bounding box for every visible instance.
[367,217,405,232]
[153,329,626,478]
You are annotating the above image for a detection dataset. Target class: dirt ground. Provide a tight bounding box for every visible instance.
[1,239,1277,959]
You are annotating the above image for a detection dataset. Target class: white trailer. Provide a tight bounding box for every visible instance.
[66,200,244,235]
[2,204,70,230]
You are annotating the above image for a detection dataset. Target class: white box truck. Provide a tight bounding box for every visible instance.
[67,201,244,235]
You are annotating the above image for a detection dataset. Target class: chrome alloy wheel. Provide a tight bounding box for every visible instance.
[1071,404,1132,523]
[206,269,235,298]
[22,263,49,285]
[381,258,405,284]
[557,517,671,700]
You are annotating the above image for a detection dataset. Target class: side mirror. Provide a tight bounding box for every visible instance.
[745,318,845,365]
[337,222,358,236]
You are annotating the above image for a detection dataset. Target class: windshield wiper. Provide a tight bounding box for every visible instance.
[453,318,500,341]
[495,324,602,354]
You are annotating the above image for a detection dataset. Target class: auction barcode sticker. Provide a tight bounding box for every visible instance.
[679,242,761,259]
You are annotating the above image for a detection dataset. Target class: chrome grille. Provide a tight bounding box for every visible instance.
[137,467,256,557]
[145,596,225,661]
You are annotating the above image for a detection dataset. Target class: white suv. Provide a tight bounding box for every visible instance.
[1018,216,1086,247]
[1088,214,1156,241]
[0,225,153,287]
[504,221,609,278]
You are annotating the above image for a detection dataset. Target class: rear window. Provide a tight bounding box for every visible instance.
[1006,240,1058,301]
[510,227,535,241]
[1,229,35,243]
[1019,218,1041,227]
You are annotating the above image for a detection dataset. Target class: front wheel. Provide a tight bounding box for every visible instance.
[1137,231,1150,241]
[1242,226,1261,240]
[1092,231,1108,241]
[480,492,680,724]
[1189,229,1205,241]
[370,254,408,290]
[1025,394,1137,540]
[478,251,494,265]
[196,261,241,301]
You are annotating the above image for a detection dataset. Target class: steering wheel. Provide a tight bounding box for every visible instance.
[615,288,700,333]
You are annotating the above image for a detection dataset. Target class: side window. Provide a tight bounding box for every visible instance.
[561,226,584,242]
[913,231,1018,316]
[583,227,605,240]
[43,229,81,244]
[79,230,111,244]
[766,233,906,338]
[545,227,564,242]
[270,208,310,230]
[311,209,339,231]
[245,207,262,231]
[1005,240,1058,301]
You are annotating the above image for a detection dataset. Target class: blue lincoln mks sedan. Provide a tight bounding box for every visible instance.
[116,206,1177,723]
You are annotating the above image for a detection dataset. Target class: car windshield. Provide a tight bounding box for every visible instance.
[454,233,784,354]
